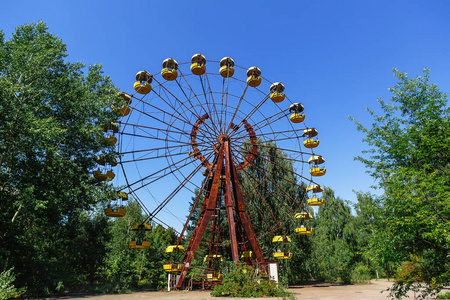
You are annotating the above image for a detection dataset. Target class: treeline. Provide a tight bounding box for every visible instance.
[280,188,380,285]
[2,188,379,297]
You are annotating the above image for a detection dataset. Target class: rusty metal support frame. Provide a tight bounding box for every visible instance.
[176,146,225,289]
[176,118,266,289]
[224,140,239,261]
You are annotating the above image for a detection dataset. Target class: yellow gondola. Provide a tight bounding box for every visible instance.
[270,92,285,103]
[165,245,185,253]
[111,92,132,116]
[112,105,130,117]
[302,128,318,137]
[295,226,314,235]
[129,222,151,250]
[96,155,118,167]
[128,240,151,249]
[163,263,183,272]
[308,155,325,165]
[161,58,178,81]
[272,236,292,259]
[303,138,319,148]
[241,251,253,258]
[104,190,128,217]
[306,184,323,193]
[246,66,262,87]
[102,122,119,133]
[206,272,224,281]
[310,167,326,176]
[134,71,152,94]
[104,207,126,217]
[104,135,117,146]
[117,91,132,103]
[290,113,305,123]
[269,82,285,103]
[93,170,115,181]
[204,254,223,262]
[117,191,128,201]
[190,53,206,75]
[273,251,293,259]
[307,197,325,206]
[272,235,291,243]
[134,81,151,94]
[219,57,235,78]
[164,245,185,273]
[295,212,312,220]
[130,222,152,231]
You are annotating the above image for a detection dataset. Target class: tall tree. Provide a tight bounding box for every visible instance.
[353,191,386,279]
[350,68,450,298]
[310,188,356,283]
[0,21,117,295]
[239,141,307,284]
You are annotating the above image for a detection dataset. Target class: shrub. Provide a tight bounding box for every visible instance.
[0,268,26,300]
[211,262,294,299]
[396,260,422,283]
[351,264,371,284]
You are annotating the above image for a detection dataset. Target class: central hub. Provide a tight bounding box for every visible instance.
[217,134,230,144]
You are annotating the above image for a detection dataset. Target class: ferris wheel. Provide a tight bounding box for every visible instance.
[95,54,326,287]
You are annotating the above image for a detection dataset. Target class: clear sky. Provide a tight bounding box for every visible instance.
[3,0,450,229]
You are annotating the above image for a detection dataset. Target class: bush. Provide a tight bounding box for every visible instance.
[211,262,294,299]
[351,264,371,284]
[396,260,422,283]
[0,268,26,300]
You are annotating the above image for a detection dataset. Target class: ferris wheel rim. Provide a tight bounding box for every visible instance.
[111,56,323,243]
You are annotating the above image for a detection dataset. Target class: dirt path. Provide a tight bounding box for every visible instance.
[45,280,444,300]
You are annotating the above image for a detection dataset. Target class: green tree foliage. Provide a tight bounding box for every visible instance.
[353,192,387,279]
[0,268,26,299]
[103,200,177,292]
[242,144,370,285]
[311,188,356,283]
[0,21,117,295]
[240,142,307,284]
[351,68,450,297]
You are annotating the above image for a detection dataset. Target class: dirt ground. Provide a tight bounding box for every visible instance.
[45,279,447,300]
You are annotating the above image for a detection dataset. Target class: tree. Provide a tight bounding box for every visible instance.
[310,188,356,283]
[0,21,118,295]
[239,141,308,284]
[350,68,450,298]
[353,191,386,280]
[103,200,177,291]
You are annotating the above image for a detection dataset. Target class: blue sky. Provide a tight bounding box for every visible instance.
[3,0,450,229]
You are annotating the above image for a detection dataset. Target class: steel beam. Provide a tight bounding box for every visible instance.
[224,140,239,261]
[176,146,225,289]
